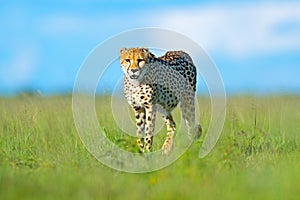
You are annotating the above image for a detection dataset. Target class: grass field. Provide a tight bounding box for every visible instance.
[0,95,300,199]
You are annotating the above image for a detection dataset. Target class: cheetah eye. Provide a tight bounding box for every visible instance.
[137,59,145,67]
[125,59,131,63]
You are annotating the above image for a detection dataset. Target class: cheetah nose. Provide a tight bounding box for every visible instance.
[131,68,139,73]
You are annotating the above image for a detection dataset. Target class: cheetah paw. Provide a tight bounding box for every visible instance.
[161,142,173,156]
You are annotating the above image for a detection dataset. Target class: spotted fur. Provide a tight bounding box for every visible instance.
[120,47,201,155]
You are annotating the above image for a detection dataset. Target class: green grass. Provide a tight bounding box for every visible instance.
[0,95,300,199]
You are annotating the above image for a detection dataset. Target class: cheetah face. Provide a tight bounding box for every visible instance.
[119,48,149,81]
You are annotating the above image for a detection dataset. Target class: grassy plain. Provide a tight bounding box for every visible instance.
[0,95,299,199]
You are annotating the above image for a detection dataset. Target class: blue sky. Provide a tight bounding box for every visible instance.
[1,0,300,95]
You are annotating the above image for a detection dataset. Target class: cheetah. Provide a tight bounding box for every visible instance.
[119,47,201,155]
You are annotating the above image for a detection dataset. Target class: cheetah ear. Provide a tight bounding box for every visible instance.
[141,48,149,53]
[119,48,128,55]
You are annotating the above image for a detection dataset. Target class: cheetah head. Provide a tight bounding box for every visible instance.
[119,47,150,82]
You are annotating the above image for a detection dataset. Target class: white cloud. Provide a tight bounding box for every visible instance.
[35,2,300,58]
[155,2,300,57]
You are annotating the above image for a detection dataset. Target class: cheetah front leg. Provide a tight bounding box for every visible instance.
[144,104,156,152]
[162,114,176,155]
[133,107,146,153]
